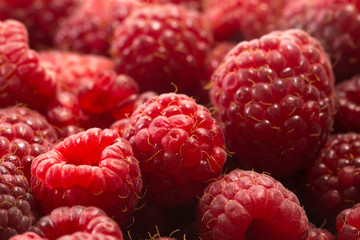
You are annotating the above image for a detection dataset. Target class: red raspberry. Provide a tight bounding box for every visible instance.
[122,93,226,207]
[0,0,82,49]
[336,204,360,240]
[55,0,142,55]
[333,74,360,133]
[0,20,58,110]
[0,161,34,239]
[209,29,336,177]
[110,4,213,94]
[0,106,58,182]
[305,133,360,230]
[139,0,202,10]
[31,128,143,226]
[10,206,124,240]
[308,223,334,240]
[280,0,360,82]
[203,0,289,41]
[38,50,115,93]
[78,70,139,115]
[197,169,309,240]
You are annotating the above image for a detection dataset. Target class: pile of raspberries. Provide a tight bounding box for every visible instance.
[1,0,360,239]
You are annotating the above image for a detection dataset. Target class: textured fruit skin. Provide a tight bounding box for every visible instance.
[280,0,360,82]
[197,169,309,240]
[55,0,142,55]
[123,93,226,207]
[307,223,334,240]
[110,4,213,94]
[0,162,34,239]
[209,29,336,177]
[139,0,202,10]
[333,75,360,133]
[203,0,289,41]
[0,106,58,182]
[31,128,143,226]
[10,206,124,240]
[0,0,82,49]
[336,204,360,240]
[38,50,115,93]
[305,133,360,230]
[0,20,58,110]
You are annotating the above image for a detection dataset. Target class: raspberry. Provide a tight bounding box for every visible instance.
[78,70,139,115]
[0,0,82,49]
[38,50,115,93]
[0,106,58,182]
[308,223,334,240]
[209,29,336,177]
[0,161,34,239]
[197,169,309,240]
[280,0,360,82]
[0,20,58,110]
[10,206,124,240]
[31,128,143,225]
[110,4,213,94]
[336,204,360,240]
[333,74,360,133]
[122,93,226,207]
[304,133,360,230]
[203,0,289,41]
[139,0,202,10]
[55,0,142,55]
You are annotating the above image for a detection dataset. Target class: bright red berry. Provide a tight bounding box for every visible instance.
[280,0,360,82]
[0,106,58,182]
[31,128,143,226]
[209,29,336,177]
[10,205,124,240]
[305,133,360,230]
[0,161,34,239]
[110,4,213,94]
[336,204,360,240]
[197,169,309,240]
[123,93,226,207]
[55,0,143,55]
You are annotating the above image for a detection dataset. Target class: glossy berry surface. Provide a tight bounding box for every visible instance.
[336,204,360,240]
[123,93,226,207]
[31,128,143,225]
[0,162,34,240]
[209,29,336,177]
[280,0,360,81]
[305,133,360,228]
[110,4,213,94]
[197,169,309,240]
[0,106,58,181]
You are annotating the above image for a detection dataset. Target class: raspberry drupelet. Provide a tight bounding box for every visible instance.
[122,93,226,207]
[209,29,336,177]
[336,203,360,240]
[31,128,143,226]
[197,169,309,240]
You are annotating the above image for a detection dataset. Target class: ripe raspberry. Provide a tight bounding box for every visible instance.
[110,4,213,94]
[305,133,360,230]
[203,0,289,41]
[78,70,139,115]
[280,0,360,82]
[0,106,58,182]
[333,74,360,133]
[31,128,143,226]
[122,93,226,207]
[139,0,202,10]
[197,169,309,240]
[0,20,58,110]
[0,0,82,49]
[209,29,336,177]
[38,50,115,93]
[308,223,334,240]
[10,206,124,240]
[336,204,360,240]
[55,0,142,55]
[0,161,34,239]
